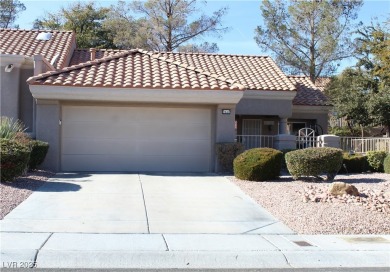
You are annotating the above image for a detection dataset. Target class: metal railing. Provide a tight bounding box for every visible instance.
[296,136,321,149]
[340,137,390,153]
[235,135,275,150]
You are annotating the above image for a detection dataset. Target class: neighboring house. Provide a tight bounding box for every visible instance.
[1,28,332,173]
[0,28,76,135]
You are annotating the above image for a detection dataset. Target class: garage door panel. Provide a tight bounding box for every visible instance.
[63,106,138,123]
[63,139,210,156]
[61,106,212,172]
[62,155,135,172]
[62,123,138,139]
[137,124,210,139]
[62,154,209,172]
[62,138,139,155]
[136,140,211,156]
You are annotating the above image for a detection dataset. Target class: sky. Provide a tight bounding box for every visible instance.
[14,0,390,73]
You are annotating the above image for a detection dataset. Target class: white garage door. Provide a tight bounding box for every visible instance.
[61,105,212,172]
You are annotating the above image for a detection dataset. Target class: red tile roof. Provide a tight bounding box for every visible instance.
[288,76,331,106]
[0,28,75,69]
[69,49,125,66]
[27,49,245,91]
[68,49,296,92]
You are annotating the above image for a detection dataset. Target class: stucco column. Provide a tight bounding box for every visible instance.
[215,104,236,142]
[215,104,236,172]
[279,117,289,134]
[0,55,24,120]
[36,99,60,171]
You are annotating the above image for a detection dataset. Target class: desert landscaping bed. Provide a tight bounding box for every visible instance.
[0,170,54,219]
[230,173,390,235]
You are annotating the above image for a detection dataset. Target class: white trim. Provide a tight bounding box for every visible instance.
[243,90,297,100]
[29,85,244,104]
[293,105,332,113]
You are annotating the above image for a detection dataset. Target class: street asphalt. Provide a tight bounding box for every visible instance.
[1,173,389,269]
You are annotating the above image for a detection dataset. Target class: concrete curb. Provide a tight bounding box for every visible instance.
[1,233,389,269]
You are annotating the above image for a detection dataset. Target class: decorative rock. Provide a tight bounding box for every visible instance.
[329,182,359,197]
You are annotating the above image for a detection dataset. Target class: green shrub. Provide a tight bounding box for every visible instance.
[1,139,31,182]
[0,117,26,140]
[281,149,296,170]
[366,151,387,172]
[28,140,49,170]
[233,148,283,181]
[339,153,369,173]
[384,154,390,174]
[285,147,343,181]
[216,142,244,173]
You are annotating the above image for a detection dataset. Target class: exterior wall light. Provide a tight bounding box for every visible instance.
[5,64,14,72]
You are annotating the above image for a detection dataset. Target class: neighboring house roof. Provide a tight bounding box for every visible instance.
[288,76,331,106]
[0,28,75,69]
[27,49,245,91]
[314,77,331,92]
[69,48,126,66]
[69,49,296,92]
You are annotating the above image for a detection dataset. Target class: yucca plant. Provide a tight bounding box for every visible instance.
[0,117,27,140]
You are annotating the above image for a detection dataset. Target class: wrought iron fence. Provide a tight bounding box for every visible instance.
[340,137,390,153]
[235,135,275,150]
[295,136,322,149]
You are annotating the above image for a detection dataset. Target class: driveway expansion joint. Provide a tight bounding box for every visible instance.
[33,232,53,264]
[138,174,150,234]
[161,234,170,251]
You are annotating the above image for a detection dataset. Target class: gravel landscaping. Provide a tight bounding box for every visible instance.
[0,170,54,219]
[230,173,390,235]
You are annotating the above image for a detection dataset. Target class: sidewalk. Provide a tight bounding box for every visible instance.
[1,233,389,269]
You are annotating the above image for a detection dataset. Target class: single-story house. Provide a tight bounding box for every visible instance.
[1,28,331,173]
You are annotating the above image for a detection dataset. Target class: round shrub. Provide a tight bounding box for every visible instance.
[1,138,31,182]
[339,153,369,174]
[233,148,283,181]
[285,147,343,181]
[366,151,387,172]
[28,140,49,170]
[384,154,390,174]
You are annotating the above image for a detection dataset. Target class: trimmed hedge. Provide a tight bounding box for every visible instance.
[28,140,49,170]
[384,154,390,174]
[339,153,369,174]
[216,142,244,173]
[366,151,387,172]
[285,147,343,181]
[233,148,283,181]
[1,138,31,182]
[281,149,296,170]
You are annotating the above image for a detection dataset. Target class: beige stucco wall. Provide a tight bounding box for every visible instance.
[236,98,293,117]
[1,55,35,133]
[1,65,21,120]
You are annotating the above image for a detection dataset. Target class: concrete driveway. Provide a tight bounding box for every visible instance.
[1,174,292,234]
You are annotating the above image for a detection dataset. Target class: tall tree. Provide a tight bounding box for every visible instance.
[177,42,219,53]
[33,1,115,49]
[0,0,26,28]
[105,0,228,52]
[326,20,390,135]
[255,0,362,82]
[102,1,149,49]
